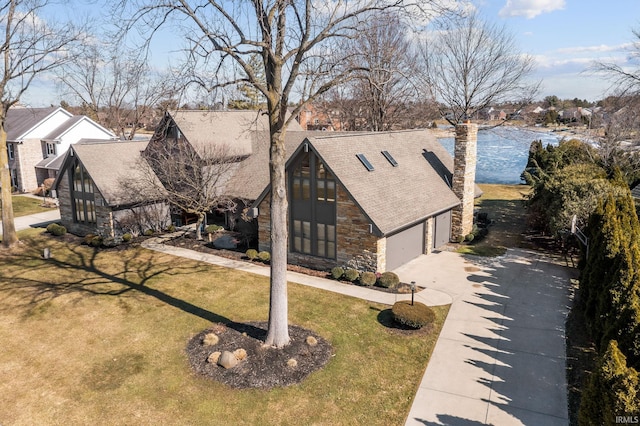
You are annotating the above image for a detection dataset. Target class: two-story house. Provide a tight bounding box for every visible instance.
[5,106,115,192]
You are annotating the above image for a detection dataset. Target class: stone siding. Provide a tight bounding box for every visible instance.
[451,122,478,239]
[425,216,434,254]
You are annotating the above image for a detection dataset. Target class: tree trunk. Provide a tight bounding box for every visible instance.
[264,126,290,348]
[195,212,205,240]
[0,112,18,248]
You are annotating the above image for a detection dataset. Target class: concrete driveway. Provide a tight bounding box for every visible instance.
[394,249,574,426]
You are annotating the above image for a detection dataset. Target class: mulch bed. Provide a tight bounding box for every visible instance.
[186,322,333,389]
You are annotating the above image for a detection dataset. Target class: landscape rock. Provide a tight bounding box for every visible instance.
[217,351,238,369]
[207,351,221,364]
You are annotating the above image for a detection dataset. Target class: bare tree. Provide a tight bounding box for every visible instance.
[139,124,243,241]
[592,28,640,97]
[58,40,172,140]
[0,0,82,248]
[118,0,451,348]
[418,11,539,125]
[346,12,419,131]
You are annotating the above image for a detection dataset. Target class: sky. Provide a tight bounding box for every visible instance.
[476,0,640,101]
[20,0,640,106]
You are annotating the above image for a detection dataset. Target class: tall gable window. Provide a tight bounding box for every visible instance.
[7,143,14,160]
[290,150,336,258]
[70,159,96,224]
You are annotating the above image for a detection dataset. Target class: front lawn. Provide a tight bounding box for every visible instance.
[0,195,53,217]
[0,229,448,425]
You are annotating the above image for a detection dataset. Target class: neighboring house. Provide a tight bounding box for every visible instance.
[251,129,480,272]
[5,106,115,192]
[53,139,169,238]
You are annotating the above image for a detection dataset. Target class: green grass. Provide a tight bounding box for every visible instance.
[0,195,53,217]
[456,183,530,257]
[0,229,448,425]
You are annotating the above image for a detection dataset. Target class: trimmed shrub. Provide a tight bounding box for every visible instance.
[205,224,222,234]
[378,271,400,288]
[122,233,132,242]
[143,229,154,236]
[46,223,66,236]
[456,234,465,243]
[465,233,475,242]
[391,300,436,329]
[343,269,359,282]
[246,249,258,260]
[166,224,176,232]
[258,251,270,262]
[88,235,103,247]
[331,266,344,280]
[83,234,96,245]
[359,271,377,286]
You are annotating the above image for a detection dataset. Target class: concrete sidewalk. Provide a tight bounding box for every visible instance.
[142,236,452,307]
[143,238,572,425]
[0,209,61,233]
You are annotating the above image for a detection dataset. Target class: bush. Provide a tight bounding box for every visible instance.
[377,271,400,288]
[359,271,377,286]
[343,269,359,282]
[391,301,436,329]
[456,234,465,243]
[166,224,176,232]
[331,266,344,280]
[88,235,103,247]
[257,251,270,262]
[83,234,96,245]
[143,229,154,236]
[122,233,132,242]
[246,249,258,260]
[465,233,475,242]
[205,224,222,234]
[46,223,66,236]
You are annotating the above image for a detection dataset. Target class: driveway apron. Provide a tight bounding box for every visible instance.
[397,249,573,426]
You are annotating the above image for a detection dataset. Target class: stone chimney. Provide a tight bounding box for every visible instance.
[451,122,478,240]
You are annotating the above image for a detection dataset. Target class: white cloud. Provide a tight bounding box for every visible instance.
[499,0,565,19]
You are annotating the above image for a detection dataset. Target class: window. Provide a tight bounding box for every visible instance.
[381,150,398,167]
[290,151,337,259]
[10,169,17,189]
[70,160,96,224]
[356,153,374,171]
[7,143,14,160]
[46,142,57,157]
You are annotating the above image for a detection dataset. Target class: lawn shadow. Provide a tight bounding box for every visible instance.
[0,236,264,339]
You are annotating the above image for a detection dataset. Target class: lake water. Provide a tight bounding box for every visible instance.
[439,126,561,184]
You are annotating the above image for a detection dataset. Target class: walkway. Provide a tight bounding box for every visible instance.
[143,237,573,426]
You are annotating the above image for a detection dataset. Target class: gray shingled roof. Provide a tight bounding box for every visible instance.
[305,130,462,235]
[632,183,640,199]
[5,107,63,140]
[225,130,323,200]
[69,140,162,206]
[35,155,65,170]
[169,110,303,158]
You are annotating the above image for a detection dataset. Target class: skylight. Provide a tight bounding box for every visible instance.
[356,153,374,171]
[381,150,398,167]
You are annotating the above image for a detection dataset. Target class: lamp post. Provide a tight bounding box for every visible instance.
[410,281,416,305]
